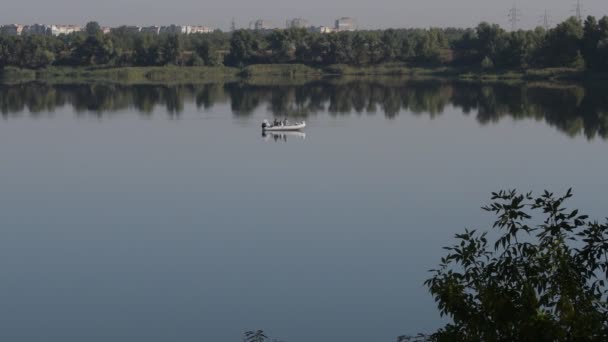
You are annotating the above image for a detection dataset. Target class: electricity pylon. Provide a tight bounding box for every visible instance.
[539,9,551,30]
[574,0,583,22]
[508,2,522,31]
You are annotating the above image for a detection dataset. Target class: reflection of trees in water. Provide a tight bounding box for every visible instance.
[1,81,607,140]
[451,83,608,140]
[0,83,228,117]
[225,80,451,119]
[0,83,63,116]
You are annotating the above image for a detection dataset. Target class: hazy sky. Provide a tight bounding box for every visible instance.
[2,0,607,30]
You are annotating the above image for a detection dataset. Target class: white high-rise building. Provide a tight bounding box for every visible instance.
[335,17,357,31]
[50,25,83,36]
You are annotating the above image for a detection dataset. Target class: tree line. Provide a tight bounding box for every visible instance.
[0,16,607,71]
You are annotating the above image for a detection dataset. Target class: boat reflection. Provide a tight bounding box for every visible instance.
[262,131,307,143]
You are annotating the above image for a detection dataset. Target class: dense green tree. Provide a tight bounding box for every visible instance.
[297,33,330,64]
[525,27,549,67]
[582,16,608,71]
[399,31,416,61]
[480,56,494,69]
[108,26,139,52]
[0,37,23,67]
[493,30,542,68]
[540,17,584,68]
[0,36,58,69]
[225,29,262,66]
[0,37,17,67]
[85,21,102,36]
[133,34,161,66]
[161,34,182,65]
[0,39,8,67]
[267,29,293,63]
[380,29,400,62]
[475,22,505,62]
[22,37,55,68]
[597,16,608,71]
[352,32,370,65]
[71,34,115,65]
[192,39,219,66]
[582,16,601,68]
[327,32,354,64]
[188,53,204,66]
[244,330,268,342]
[415,29,446,64]
[426,189,608,341]
[449,28,479,65]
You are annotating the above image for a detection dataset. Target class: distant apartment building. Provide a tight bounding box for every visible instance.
[253,19,273,31]
[50,25,83,36]
[286,18,308,29]
[185,26,212,34]
[335,17,357,31]
[23,24,51,35]
[0,23,212,36]
[312,26,336,34]
[141,25,211,35]
[0,24,25,36]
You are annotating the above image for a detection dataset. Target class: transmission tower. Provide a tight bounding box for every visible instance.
[508,2,522,31]
[540,9,551,30]
[574,0,583,22]
[230,17,236,31]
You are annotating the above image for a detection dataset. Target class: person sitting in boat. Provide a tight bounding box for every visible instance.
[283,118,288,126]
[273,118,280,126]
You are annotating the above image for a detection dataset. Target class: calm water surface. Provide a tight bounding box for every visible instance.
[0,80,607,342]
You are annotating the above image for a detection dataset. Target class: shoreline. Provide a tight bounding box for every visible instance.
[2,64,608,85]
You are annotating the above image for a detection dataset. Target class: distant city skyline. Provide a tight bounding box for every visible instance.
[1,0,607,31]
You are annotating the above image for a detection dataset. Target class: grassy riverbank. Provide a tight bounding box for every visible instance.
[323,63,608,82]
[2,64,608,84]
[0,65,324,84]
[0,66,240,84]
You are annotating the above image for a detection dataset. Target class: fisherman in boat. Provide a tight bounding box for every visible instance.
[283,118,288,126]
[273,118,280,127]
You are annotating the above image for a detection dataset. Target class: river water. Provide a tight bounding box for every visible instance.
[0,80,607,342]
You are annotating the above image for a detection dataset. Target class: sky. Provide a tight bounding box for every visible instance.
[1,0,607,30]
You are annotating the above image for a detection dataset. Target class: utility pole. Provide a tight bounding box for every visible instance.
[508,2,522,31]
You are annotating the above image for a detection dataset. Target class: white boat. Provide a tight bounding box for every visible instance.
[261,119,306,131]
